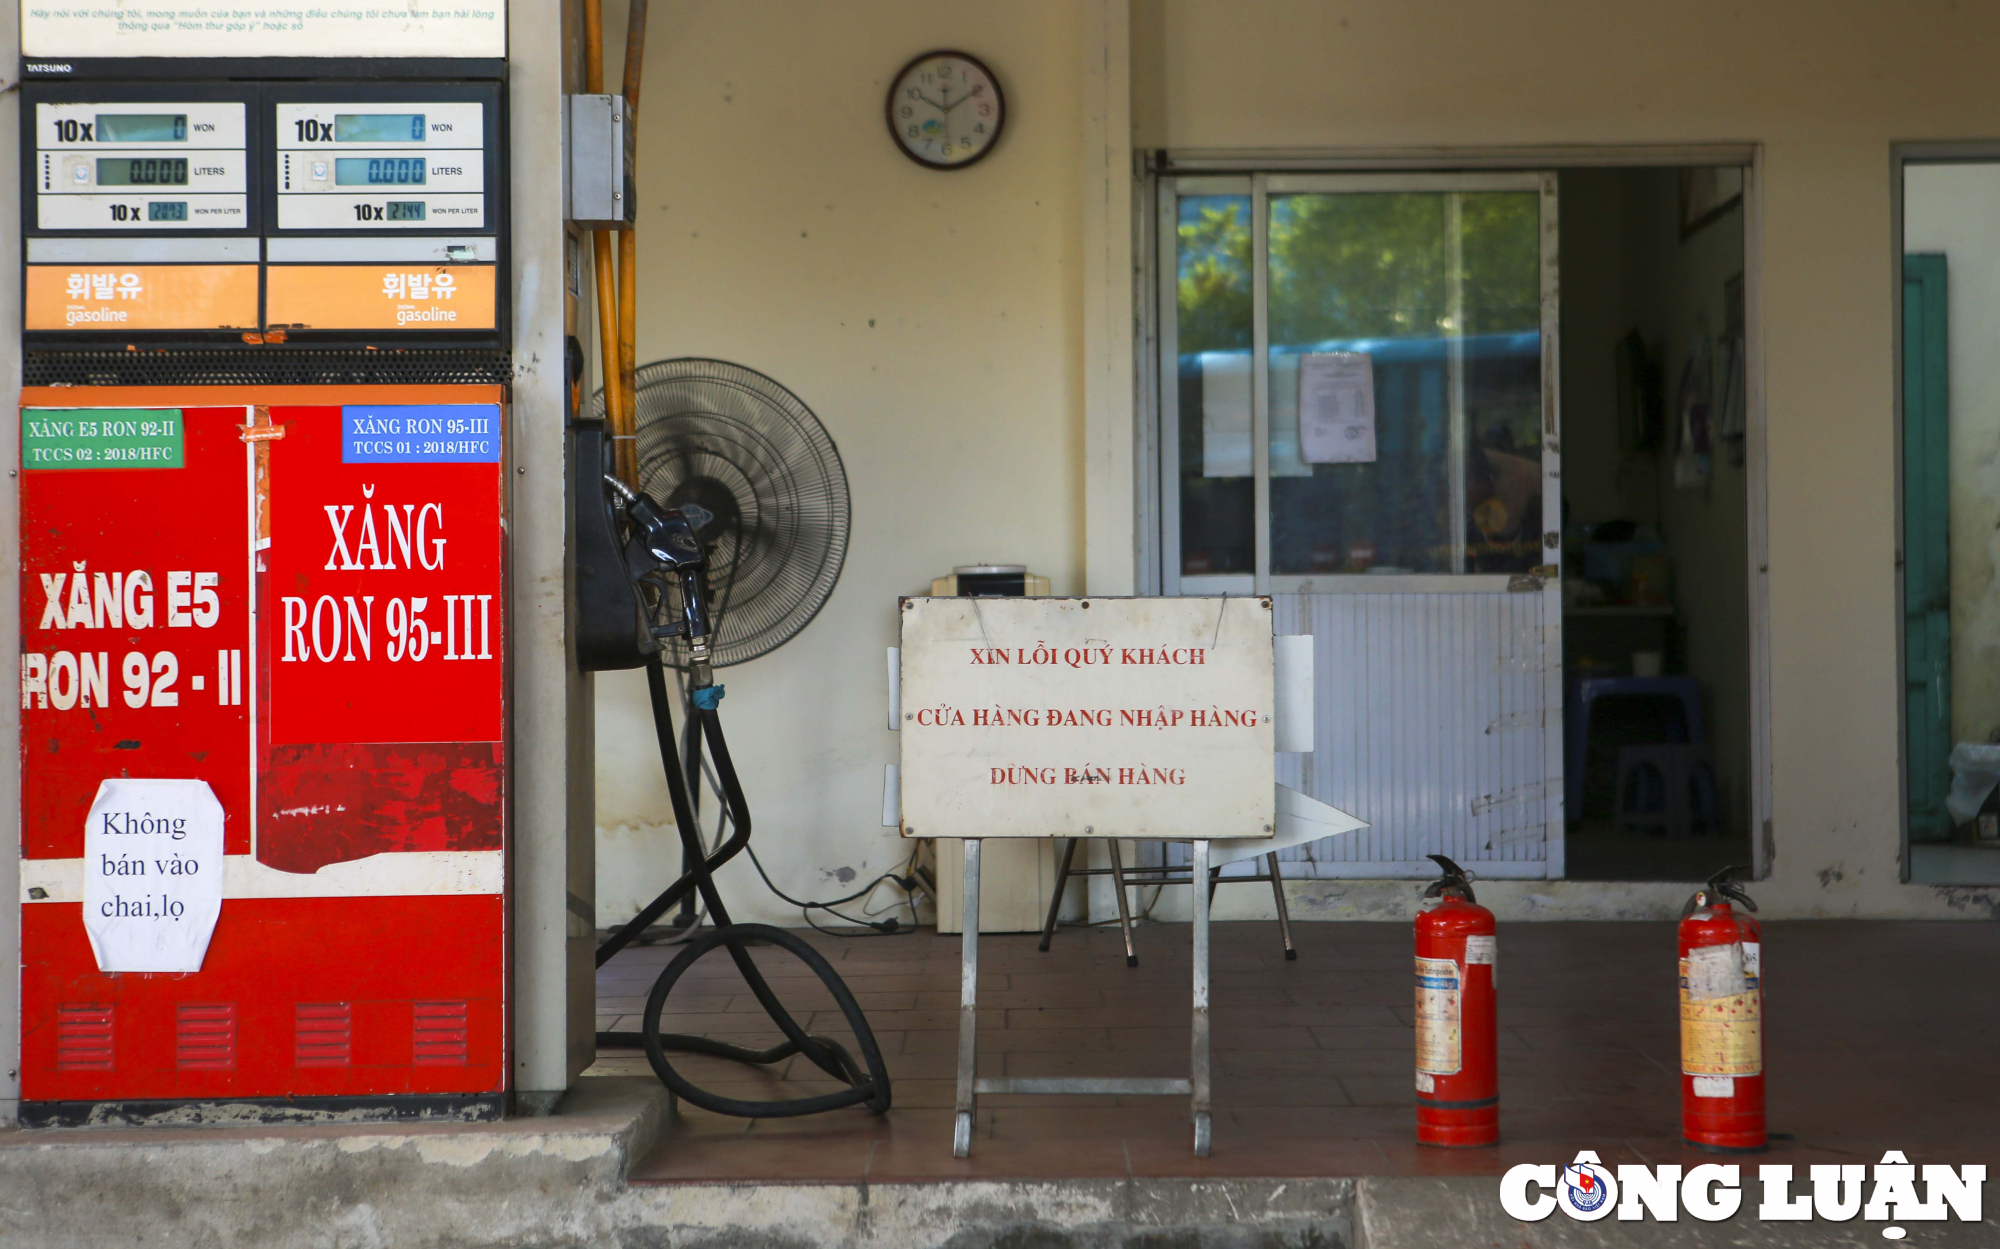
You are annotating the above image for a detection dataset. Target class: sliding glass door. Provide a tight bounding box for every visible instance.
[1159,172,1563,877]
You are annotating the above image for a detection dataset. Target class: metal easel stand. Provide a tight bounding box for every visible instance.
[953,837,1213,1159]
[1035,837,1295,965]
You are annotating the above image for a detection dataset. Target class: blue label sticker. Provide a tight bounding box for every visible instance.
[342,405,502,464]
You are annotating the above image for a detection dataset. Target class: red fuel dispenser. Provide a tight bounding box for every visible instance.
[1678,867,1765,1151]
[18,59,516,1125]
[1413,854,1497,1147]
[19,387,508,1122]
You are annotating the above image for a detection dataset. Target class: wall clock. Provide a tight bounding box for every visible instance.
[886,51,1005,170]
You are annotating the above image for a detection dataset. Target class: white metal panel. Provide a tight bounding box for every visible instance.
[1182,589,1552,880]
[1272,634,1314,753]
[1268,591,1550,874]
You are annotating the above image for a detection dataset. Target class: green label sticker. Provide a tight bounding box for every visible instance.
[23,409,184,470]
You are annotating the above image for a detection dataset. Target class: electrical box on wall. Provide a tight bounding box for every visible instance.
[565,94,631,230]
[21,71,507,351]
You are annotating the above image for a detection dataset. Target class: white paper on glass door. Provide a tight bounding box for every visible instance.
[1299,352,1377,464]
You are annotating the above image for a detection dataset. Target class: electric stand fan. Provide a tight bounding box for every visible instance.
[609,357,854,934]
[622,357,850,671]
[590,360,888,1118]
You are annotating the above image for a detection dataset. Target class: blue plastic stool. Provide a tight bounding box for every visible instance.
[1565,676,1706,821]
[1614,743,1721,837]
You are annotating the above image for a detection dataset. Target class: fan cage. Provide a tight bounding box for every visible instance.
[595,358,851,669]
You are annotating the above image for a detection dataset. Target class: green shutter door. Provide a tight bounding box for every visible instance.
[1904,253,1952,841]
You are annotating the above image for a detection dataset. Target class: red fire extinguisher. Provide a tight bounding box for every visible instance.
[1414,855,1497,1147]
[1679,866,1765,1151]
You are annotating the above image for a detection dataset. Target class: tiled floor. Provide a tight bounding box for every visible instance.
[595,918,2000,1183]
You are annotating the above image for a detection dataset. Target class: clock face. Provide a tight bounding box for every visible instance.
[887,51,1004,170]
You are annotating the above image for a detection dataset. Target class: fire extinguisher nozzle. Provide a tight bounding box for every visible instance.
[1422,855,1477,903]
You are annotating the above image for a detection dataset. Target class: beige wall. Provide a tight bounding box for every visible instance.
[600,0,2000,923]
[596,1,1084,925]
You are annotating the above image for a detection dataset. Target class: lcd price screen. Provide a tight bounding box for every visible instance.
[147,202,189,222]
[335,157,426,186]
[96,114,188,143]
[334,114,426,143]
[386,201,426,221]
[97,157,190,186]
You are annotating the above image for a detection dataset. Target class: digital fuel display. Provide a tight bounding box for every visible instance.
[334,113,427,143]
[97,157,190,186]
[32,99,249,236]
[386,201,427,221]
[336,157,427,186]
[95,114,188,143]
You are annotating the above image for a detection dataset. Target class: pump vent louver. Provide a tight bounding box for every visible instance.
[176,1002,237,1071]
[55,1003,114,1071]
[25,348,513,388]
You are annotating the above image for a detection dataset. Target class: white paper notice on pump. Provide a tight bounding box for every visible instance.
[25,2,505,59]
[81,778,226,974]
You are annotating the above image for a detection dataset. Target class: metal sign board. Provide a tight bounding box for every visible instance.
[898,596,1276,840]
[21,3,505,61]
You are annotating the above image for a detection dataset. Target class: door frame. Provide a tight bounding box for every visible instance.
[1136,145,1771,879]
[1891,142,2000,883]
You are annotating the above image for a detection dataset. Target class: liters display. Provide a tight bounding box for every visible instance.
[337,157,427,186]
[95,158,191,186]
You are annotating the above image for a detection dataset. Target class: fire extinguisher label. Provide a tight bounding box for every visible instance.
[1414,955,1462,1075]
[1465,933,1496,988]
[1679,943,1762,1076]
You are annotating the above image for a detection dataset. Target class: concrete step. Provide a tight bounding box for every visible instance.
[5,1079,1991,1248]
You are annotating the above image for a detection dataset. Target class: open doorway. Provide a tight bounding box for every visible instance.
[1557,167,1755,881]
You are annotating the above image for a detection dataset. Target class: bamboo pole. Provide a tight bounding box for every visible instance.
[614,0,649,485]
[583,0,628,480]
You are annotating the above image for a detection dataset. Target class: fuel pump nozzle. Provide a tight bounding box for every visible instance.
[605,475,718,688]
[1682,864,1757,918]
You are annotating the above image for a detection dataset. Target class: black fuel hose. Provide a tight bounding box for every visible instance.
[593,658,892,1117]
